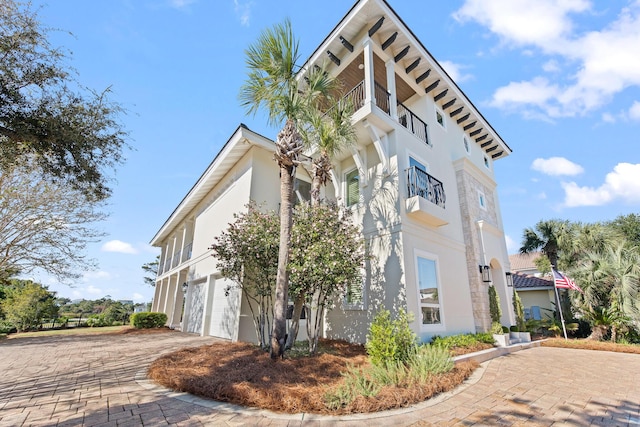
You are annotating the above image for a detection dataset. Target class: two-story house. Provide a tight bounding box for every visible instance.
[150,0,515,344]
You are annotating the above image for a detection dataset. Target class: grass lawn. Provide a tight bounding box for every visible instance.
[148,339,478,415]
[4,325,176,339]
[542,337,640,354]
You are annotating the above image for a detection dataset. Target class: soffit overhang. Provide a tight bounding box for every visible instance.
[150,125,274,246]
[301,0,512,160]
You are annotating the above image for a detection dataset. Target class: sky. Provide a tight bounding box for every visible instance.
[26,0,640,304]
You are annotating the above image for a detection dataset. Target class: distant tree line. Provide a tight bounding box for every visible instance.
[0,278,146,334]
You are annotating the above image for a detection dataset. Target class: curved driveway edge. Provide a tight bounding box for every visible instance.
[1,331,639,426]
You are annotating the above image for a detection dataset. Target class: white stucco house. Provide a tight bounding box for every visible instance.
[150,0,515,344]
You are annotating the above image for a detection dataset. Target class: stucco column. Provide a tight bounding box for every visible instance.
[363,38,376,107]
[385,59,397,120]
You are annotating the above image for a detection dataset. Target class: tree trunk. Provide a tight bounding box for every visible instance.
[285,158,324,350]
[270,120,300,360]
[588,325,607,341]
[285,295,305,349]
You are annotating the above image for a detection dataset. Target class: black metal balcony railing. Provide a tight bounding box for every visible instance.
[406,166,446,208]
[397,101,429,145]
[343,80,428,145]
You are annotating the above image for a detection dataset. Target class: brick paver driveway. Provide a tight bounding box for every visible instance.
[1,331,639,426]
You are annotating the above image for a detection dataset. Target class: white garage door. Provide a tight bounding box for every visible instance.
[208,278,239,340]
[185,282,206,335]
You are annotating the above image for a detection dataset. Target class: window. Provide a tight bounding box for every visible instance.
[416,256,441,325]
[344,278,365,309]
[294,179,311,205]
[484,156,490,169]
[463,137,470,154]
[478,190,486,210]
[345,168,360,207]
[435,109,445,128]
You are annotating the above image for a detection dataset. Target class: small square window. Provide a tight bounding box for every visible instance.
[484,156,490,168]
[463,138,470,154]
[436,110,444,127]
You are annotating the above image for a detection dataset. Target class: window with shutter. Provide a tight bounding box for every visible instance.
[345,168,359,207]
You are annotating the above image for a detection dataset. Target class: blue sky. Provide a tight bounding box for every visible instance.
[29,0,640,303]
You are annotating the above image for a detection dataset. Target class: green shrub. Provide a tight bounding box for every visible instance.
[488,285,502,323]
[512,291,525,331]
[0,321,16,334]
[324,365,381,410]
[490,321,504,335]
[431,332,495,349]
[130,312,167,329]
[407,345,454,382]
[366,309,417,367]
[86,314,111,327]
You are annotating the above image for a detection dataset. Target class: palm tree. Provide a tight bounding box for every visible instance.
[239,20,336,359]
[285,95,356,348]
[519,219,573,268]
[569,240,640,340]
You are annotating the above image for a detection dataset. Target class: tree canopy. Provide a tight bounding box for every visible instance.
[0,0,128,201]
[0,162,106,281]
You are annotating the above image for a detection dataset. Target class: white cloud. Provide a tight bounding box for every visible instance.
[562,163,640,206]
[531,157,584,176]
[453,0,591,48]
[234,0,253,26]
[542,59,561,72]
[455,1,640,118]
[169,0,196,9]
[601,112,616,123]
[101,240,138,254]
[82,271,111,282]
[630,101,640,120]
[132,293,145,302]
[86,285,103,295]
[537,192,548,200]
[440,60,473,83]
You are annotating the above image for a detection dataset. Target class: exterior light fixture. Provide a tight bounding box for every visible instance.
[479,265,491,283]
[505,272,513,287]
[181,282,188,295]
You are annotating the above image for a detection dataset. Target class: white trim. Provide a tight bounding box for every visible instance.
[407,151,430,172]
[414,249,446,331]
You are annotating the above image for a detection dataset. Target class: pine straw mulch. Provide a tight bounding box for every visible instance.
[542,338,640,354]
[448,342,494,357]
[113,326,179,335]
[148,339,478,415]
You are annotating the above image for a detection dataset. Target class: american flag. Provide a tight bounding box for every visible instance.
[552,269,583,293]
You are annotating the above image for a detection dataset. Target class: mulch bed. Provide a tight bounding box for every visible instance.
[542,338,640,354]
[148,339,478,415]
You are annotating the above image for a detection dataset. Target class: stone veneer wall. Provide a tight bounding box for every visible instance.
[455,165,500,332]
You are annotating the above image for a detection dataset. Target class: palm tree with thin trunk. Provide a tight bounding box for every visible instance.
[285,95,356,348]
[239,20,336,359]
[519,219,573,268]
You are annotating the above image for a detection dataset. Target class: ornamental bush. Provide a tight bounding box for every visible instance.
[130,312,167,329]
[366,309,417,367]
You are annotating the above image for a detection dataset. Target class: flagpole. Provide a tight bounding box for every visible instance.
[553,284,568,340]
[551,266,568,340]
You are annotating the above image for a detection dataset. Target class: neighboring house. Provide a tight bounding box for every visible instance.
[509,252,556,321]
[150,0,514,344]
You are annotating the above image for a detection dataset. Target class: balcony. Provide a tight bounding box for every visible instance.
[405,166,448,227]
[181,242,193,263]
[343,80,429,145]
